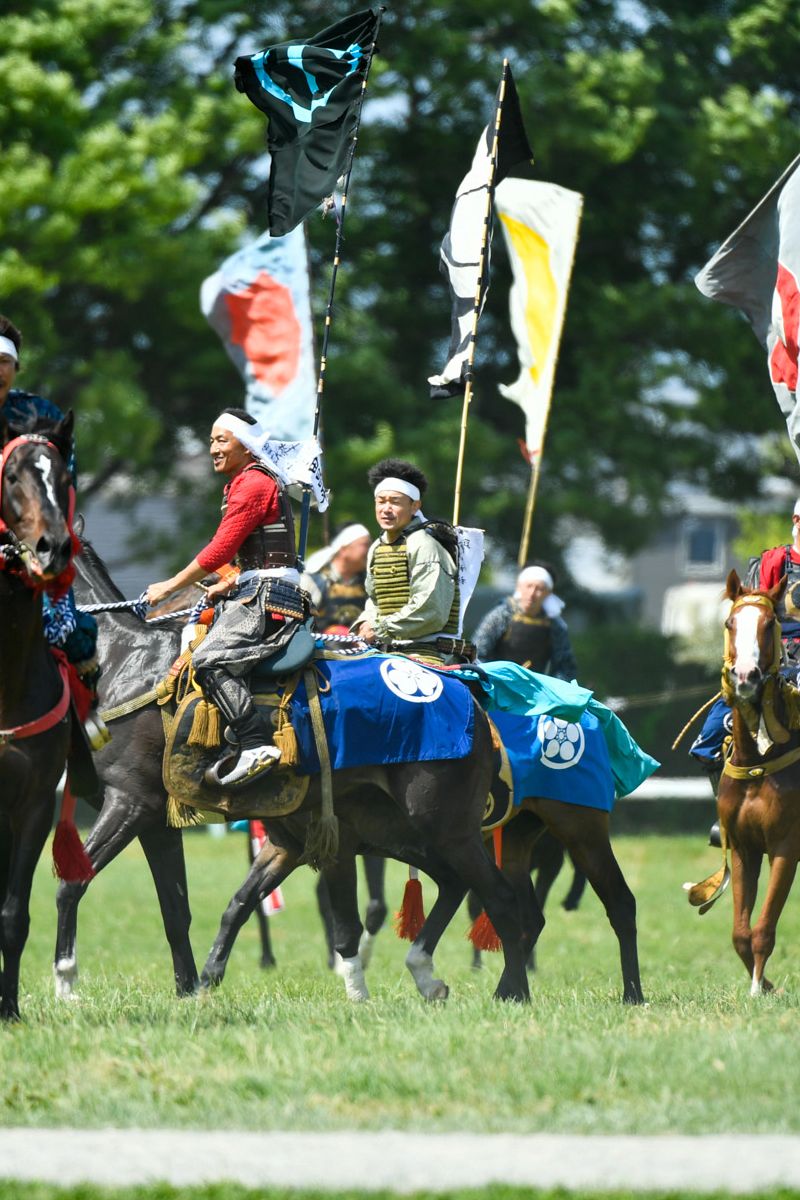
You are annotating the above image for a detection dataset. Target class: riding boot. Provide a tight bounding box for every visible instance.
[197,668,280,788]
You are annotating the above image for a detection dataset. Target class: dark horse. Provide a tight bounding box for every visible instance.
[690,569,800,994]
[207,731,643,1004]
[55,539,531,1004]
[0,414,78,1019]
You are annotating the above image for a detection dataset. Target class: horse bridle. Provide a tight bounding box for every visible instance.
[722,593,783,694]
[0,433,76,584]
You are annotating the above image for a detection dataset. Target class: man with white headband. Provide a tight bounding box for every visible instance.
[473,563,577,679]
[301,521,371,633]
[146,407,305,787]
[352,457,469,663]
[0,314,100,709]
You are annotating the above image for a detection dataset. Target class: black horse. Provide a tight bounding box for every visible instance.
[0,415,79,1019]
[55,539,532,1004]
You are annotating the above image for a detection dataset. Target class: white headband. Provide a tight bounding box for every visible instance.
[374,477,421,502]
[0,336,18,362]
[793,498,800,517]
[517,566,554,591]
[213,412,270,461]
[304,523,371,574]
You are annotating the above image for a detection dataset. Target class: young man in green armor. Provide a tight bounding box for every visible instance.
[352,457,469,664]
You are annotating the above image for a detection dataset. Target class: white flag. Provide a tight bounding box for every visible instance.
[200,226,317,441]
[495,178,583,456]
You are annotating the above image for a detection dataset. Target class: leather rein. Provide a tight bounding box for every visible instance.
[721,593,800,779]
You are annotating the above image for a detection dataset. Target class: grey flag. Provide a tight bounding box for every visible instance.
[695,154,800,458]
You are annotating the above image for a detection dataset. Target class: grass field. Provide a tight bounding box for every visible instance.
[2,828,800,1141]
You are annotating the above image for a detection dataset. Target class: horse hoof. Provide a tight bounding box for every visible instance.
[53,959,79,1001]
[426,980,449,1003]
[339,955,370,1002]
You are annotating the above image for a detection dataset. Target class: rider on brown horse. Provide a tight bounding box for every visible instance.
[145,408,307,788]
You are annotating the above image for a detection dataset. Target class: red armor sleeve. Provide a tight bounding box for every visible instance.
[196,469,280,573]
[759,545,799,590]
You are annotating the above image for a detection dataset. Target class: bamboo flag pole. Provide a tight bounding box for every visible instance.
[516,193,584,567]
[297,6,385,562]
[451,59,510,528]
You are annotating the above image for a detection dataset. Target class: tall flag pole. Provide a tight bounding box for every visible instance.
[492,178,583,565]
[298,10,384,559]
[427,61,533,526]
[695,153,800,462]
[233,8,384,558]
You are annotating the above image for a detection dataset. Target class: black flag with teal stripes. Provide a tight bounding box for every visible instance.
[234,9,379,237]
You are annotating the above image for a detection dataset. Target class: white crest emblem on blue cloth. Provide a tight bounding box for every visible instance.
[380,658,444,704]
[537,716,585,769]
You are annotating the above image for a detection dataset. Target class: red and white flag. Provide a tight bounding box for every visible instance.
[695,154,800,459]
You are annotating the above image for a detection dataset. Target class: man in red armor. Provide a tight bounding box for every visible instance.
[745,500,800,659]
[146,408,305,787]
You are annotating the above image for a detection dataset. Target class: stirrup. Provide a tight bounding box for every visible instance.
[203,744,281,789]
[84,712,111,751]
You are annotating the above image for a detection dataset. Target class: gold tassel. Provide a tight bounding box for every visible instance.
[273,720,299,766]
[487,716,502,752]
[166,794,207,828]
[187,698,222,748]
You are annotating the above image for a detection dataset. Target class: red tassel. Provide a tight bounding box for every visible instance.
[468,911,502,952]
[53,822,96,883]
[52,782,95,883]
[393,877,426,941]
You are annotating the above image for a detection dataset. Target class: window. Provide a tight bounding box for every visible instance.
[681,518,724,577]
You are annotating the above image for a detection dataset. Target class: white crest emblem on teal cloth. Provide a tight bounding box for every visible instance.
[537,716,585,769]
[380,658,443,704]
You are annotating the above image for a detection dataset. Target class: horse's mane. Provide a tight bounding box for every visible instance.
[76,532,126,602]
[76,531,187,635]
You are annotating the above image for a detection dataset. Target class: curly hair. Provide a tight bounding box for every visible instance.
[367,457,427,496]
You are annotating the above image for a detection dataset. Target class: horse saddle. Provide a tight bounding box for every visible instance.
[482,725,515,835]
[251,618,317,682]
[162,689,309,825]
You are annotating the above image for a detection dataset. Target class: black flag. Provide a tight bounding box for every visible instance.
[428,66,533,398]
[235,9,380,237]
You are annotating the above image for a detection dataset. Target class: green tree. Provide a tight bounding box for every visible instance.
[1,1,798,573]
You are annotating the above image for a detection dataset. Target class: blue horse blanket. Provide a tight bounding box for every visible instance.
[284,654,659,802]
[493,709,615,812]
[289,655,475,774]
[454,661,660,800]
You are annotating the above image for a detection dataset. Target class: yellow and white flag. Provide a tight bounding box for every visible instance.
[495,178,583,457]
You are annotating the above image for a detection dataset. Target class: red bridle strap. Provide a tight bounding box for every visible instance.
[0,651,70,746]
[0,434,56,537]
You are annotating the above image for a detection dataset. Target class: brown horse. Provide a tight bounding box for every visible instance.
[0,415,78,1019]
[694,568,800,994]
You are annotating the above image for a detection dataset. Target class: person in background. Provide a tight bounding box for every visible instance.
[302,522,371,634]
[0,314,100,715]
[473,564,577,680]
